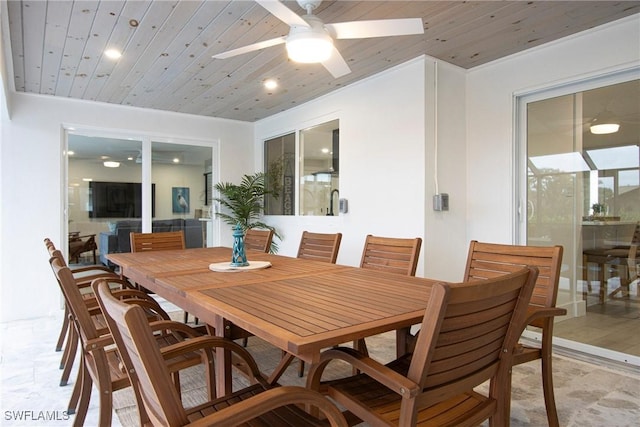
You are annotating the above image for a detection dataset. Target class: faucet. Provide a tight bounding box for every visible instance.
[327,189,339,216]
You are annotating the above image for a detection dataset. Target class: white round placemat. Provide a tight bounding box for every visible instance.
[209,261,272,272]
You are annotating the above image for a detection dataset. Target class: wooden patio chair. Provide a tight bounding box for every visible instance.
[359,235,422,358]
[45,239,124,387]
[278,231,343,379]
[129,230,196,324]
[244,228,274,252]
[360,234,422,276]
[48,250,127,388]
[93,279,349,427]
[129,230,186,252]
[463,240,565,427]
[50,258,214,427]
[297,231,343,263]
[307,267,538,427]
[601,222,640,300]
[68,233,98,264]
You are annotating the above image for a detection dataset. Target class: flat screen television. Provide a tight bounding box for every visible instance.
[89,181,155,218]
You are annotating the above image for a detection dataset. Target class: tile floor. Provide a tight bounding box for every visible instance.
[4,310,640,427]
[0,309,122,426]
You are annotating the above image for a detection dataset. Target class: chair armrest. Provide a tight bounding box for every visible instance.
[525,306,567,330]
[83,334,114,352]
[70,265,114,274]
[159,335,264,381]
[307,347,420,398]
[148,320,204,338]
[186,386,347,427]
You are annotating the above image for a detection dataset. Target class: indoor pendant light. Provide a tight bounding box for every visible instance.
[590,110,620,134]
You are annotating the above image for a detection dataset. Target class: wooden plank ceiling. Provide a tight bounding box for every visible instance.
[5,1,640,122]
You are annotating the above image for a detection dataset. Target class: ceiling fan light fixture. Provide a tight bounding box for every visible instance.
[590,111,620,134]
[286,25,333,63]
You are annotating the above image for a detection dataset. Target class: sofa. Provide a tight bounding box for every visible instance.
[99,219,203,267]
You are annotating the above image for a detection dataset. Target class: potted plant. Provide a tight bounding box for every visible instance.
[591,203,606,218]
[213,172,280,252]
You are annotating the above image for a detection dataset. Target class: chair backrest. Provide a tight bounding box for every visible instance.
[359,235,422,276]
[44,237,55,253]
[296,231,342,263]
[408,267,537,413]
[464,240,563,311]
[49,257,101,344]
[94,280,191,426]
[130,231,185,253]
[244,228,274,253]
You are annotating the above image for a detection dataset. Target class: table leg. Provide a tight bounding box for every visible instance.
[212,316,233,396]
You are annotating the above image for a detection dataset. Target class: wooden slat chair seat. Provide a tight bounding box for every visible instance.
[463,240,565,426]
[307,267,538,427]
[51,258,214,427]
[276,231,343,380]
[93,279,349,427]
[244,228,275,253]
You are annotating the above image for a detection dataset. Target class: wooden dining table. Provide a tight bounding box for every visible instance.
[107,247,437,396]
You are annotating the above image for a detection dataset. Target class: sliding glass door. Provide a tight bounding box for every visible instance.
[518,73,639,365]
[66,131,217,267]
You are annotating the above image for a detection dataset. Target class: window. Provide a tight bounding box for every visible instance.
[300,119,340,216]
[263,119,340,216]
[264,133,296,215]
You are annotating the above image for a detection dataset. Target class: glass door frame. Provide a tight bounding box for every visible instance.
[514,66,640,367]
[63,125,220,255]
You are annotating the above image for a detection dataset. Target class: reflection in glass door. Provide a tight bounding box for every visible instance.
[67,133,217,271]
[151,141,213,247]
[522,78,639,364]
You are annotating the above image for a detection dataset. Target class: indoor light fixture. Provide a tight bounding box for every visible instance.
[285,16,333,63]
[103,161,120,168]
[589,110,620,135]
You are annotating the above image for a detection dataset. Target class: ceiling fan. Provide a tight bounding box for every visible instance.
[212,0,424,78]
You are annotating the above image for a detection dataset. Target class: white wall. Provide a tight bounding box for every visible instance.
[466,15,640,244]
[255,57,469,281]
[0,94,253,321]
[2,14,637,322]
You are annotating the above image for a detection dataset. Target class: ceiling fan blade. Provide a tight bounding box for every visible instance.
[321,47,351,78]
[212,36,286,59]
[326,18,424,39]
[256,0,310,28]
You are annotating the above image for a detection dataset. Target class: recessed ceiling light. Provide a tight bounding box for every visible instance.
[173,158,180,163]
[82,178,93,182]
[321,148,329,154]
[103,161,120,168]
[67,150,75,156]
[104,48,122,60]
[264,79,278,90]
